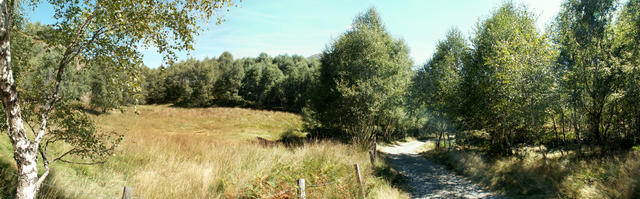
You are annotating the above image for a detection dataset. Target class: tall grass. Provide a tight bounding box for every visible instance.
[0,105,407,198]
[423,147,640,198]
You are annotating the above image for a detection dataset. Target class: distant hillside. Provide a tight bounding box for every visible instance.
[307,53,322,60]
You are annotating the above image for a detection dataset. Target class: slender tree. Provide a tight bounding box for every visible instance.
[553,0,619,145]
[462,3,556,154]
[615,0,640,145]
[307,7,412,147]
[0,0,235,198]
[410,28,469,150]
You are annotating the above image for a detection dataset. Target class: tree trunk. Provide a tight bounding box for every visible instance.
[631,109,640,145]
[436,130,442,151]
[573,104,580,144]
[0,1,41,198]
[447,134,452,151]
[552,116,559,147]
[560,109,567,144]
[539,144,547,167]
[590,110,603,145]
[372,135,377,160]
[13,148,39,199]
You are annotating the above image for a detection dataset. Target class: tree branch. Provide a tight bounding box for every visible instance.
[50,148,76,163]
[58,159,106,165]
[35,147,50,192]
[25,119,36,136]
[33,14,101,146]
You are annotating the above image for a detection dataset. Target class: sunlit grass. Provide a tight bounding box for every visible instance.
[423,145,640,198]
[0,105,407,198]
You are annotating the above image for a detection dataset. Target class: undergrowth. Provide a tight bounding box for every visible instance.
[423,147,640,198]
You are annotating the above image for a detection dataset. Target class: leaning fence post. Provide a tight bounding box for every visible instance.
[354,163,366,199]
[298,178,306,199]
[121,186,132,199]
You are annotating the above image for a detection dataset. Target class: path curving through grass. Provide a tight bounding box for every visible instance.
[379,140,507,199]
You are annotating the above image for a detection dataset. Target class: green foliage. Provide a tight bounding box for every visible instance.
[615,0,640,144]
[240,61,264,104]
[408,29,469,138]
[162,58,217,107]
[0,1,238,197]
[7,21,120,159]
[407,28,469,150]
[140,52,319,112]
[213,51,244,104]
[89,63,139,113]
[306,8,412,146]
[553,0,624,145]
[46,102,123,162]
[140,66,167,104]
[458,3,557,154]
[257,61,284,107]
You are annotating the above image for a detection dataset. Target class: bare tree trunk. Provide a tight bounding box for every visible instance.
[573,103,582,155]
[561,109,567,144]
[552,116,559,147]
[372,135,377,160]
[539,144,547,167]
[439,120,446,152]
[436,130,442,151]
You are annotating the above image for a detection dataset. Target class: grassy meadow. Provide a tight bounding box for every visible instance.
[0,105,408,199]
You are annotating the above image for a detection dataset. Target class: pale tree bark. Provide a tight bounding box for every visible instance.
[0,0,51,198]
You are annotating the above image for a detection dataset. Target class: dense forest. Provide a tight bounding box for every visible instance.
[140,52,320,112]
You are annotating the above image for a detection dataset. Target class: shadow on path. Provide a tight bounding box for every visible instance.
[380,140,507,199]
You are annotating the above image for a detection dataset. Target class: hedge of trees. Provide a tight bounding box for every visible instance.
[409,0,640,154]
[140,52,320,112]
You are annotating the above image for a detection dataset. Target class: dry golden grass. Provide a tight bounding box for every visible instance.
[95,105,305,141]
[423,146,640,198]
[0,105,407,198]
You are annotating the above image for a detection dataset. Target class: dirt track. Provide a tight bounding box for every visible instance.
[379,140,506,199]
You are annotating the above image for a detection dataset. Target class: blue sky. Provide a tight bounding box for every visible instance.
[27,0,562,68]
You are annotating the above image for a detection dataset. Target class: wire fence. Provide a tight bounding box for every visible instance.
[261,163,368,199]
[2,162,371,199]
[260,174,351,199]
[2,170,355,199]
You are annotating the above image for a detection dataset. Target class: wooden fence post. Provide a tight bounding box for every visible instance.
[368,150,376,169]
[298,178,306,199]
[121,186,132,199]
[354,163,366,199]
[369,136,377,169]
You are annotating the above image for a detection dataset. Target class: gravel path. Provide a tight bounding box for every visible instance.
[379,140,506,199]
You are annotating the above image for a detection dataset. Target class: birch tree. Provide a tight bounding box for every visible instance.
[0,0,235,198]
[410,28,469,151]
[308,8,412,147]
[554,0,620,145]
[462,3,556,154]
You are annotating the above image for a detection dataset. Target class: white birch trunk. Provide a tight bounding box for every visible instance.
[0,0,40,198]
